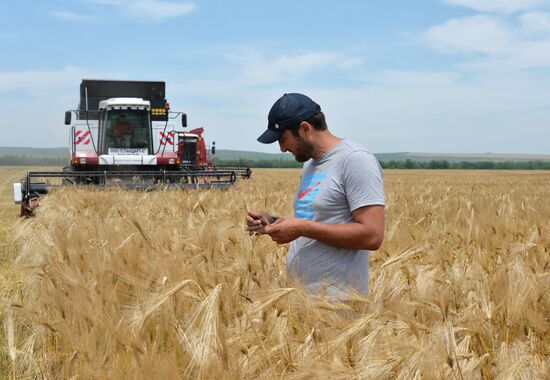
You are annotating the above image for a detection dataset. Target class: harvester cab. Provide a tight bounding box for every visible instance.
[100,99,152,152]
[13,79,238,216]
[64,80,184,170]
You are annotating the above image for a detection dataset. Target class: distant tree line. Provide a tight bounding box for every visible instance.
[379,159,550,170]
[215,158,303,168]
[216,158,550,170]
[2,155,550,170]
[0,155,66,166]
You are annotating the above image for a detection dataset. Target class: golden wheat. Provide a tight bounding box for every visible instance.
[1,168,549,378]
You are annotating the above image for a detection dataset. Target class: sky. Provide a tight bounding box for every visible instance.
[1,0,549,154]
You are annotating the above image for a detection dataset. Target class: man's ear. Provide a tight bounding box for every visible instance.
[299,121,312,137]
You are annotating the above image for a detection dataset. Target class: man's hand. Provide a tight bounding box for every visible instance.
[264,217,305,244]
[246,211,273,235]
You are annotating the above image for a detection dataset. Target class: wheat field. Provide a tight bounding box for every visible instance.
[1,167,549,379]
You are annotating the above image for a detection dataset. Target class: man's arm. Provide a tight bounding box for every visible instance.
[264,204,384,250]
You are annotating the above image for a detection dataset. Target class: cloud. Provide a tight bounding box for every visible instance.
[425,13,550,70]
[127,0,196,21]
[240,52,337,85]
[443,0,546,14]
[426,15,515,55]
[0,67,88,94]
[1,64,548,153]
[225,50,361,87]
[312,69,550,153]
[163,48,550,154]
[88,0,196,21]
[0,67,122,148]
[0,67,89,148]
[372,70,462,87]
[519,11,550,34]
[337,57,364,69]
[0,66,125,97]
[50,10,94,22]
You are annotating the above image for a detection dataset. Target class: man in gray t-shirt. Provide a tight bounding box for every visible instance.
[246,93,385,299]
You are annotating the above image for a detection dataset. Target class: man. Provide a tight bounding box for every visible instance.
[246,93,385,299]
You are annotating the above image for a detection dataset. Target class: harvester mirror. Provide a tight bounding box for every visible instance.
[212,141,216,155]
[181,113,187,128]
[64,111,72,125]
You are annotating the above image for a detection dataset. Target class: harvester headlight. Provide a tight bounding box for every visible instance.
[152,108,167,115]
[169,158,175,164]
[80,157,87,164]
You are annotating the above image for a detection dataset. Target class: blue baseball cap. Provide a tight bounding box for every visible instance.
[257,93,321,144]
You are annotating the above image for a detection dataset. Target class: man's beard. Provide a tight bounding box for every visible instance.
[293,135,315,162]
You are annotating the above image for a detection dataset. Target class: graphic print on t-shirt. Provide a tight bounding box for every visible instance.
[295,173,327,219]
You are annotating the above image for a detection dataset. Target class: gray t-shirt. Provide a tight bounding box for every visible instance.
[287,139,385,299]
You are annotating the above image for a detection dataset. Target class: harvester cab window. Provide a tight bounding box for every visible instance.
[104,110,151,152]
[180,136,198,165]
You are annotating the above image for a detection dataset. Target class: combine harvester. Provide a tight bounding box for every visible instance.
[13,79,249,216]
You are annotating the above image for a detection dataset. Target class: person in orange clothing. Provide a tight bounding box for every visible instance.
[112,115,134,147]
[113,115,134,137]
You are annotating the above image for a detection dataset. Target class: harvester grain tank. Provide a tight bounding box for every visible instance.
[13,79,238,216]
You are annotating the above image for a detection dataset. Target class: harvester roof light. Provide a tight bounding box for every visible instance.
[100,98,151,110]
[164,102,170,109]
